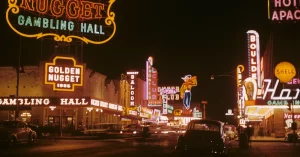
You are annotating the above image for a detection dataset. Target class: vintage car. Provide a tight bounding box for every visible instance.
[175,119,230,157]
[0,121,37,147]
[83,123,123,137]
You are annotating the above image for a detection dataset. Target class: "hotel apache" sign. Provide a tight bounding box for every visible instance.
[45,56,83,92]
[6,0,116,44]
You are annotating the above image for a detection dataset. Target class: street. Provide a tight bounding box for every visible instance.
[1,134,300,157]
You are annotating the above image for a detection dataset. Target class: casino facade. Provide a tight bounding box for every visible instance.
[0,56,152,133]
[241,30,300,137]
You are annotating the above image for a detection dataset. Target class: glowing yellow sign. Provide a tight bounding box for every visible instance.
[6,0,116,44]
[45,56,83,92]
[174,109,182,116]
[275,62,296,83]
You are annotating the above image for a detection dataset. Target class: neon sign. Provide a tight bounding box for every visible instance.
[0,97,90,106]
[45,56,83,92]
[180,75,197,109]
[0,98,50,106]
[247,30,261,88]
[268,0,300,21]
[263,79,300,100]
[146,57,160,106]
[6,0,116,44]
[127,71,139,107]
[284,113,300,119]
[243,77,257,101]
[158,86,180,100]
[287,78,300,85]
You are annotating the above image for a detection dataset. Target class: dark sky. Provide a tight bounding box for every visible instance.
[1,0,300,121]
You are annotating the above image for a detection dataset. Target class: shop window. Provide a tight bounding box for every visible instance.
[48,117,54,126]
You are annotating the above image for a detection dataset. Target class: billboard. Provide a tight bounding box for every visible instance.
[126,71,139,107]
[6,0,116,44]
[45,56,83,92]
[180,75,197,109]
[268,0,300,21]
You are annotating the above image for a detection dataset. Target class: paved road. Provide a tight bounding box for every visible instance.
[2,134,300,157]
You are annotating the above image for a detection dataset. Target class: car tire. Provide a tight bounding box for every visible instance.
[28,134,37,145]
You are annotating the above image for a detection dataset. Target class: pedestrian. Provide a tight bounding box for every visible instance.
[246,126,253,147]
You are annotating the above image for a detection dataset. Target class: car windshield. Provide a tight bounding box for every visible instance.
[189,122,220,132]
[0,121,18,128]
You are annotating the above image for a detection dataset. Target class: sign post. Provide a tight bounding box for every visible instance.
[201,101,207,119]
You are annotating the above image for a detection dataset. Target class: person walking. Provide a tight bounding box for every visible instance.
[246,126,254,147]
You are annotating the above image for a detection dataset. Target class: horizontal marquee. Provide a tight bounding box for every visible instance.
[0,97,122,111]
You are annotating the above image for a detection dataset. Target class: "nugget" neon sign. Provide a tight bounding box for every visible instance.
[6,0,116,44]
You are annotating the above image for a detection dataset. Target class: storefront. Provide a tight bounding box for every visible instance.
[243,78,300,137]
[0,97,124,132]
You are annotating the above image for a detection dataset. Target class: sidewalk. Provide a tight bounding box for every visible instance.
[235,136,287,142]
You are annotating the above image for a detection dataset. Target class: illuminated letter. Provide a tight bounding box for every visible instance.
[36,0,48,14]
[93,3,105,18]
[50,0,65,17]
[20,0,35,11]
[81,1,93,19]
[68,21,75,31]
[18,15,25,25]
[25,16,33,26]
[66,0,80,18]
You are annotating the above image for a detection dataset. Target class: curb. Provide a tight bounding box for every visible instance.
[235,139,288,142]
[41,136,125,140]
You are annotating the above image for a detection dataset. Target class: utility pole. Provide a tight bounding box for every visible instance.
[15,37,22,121]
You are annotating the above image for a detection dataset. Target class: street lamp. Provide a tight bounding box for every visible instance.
[211,65,245,125]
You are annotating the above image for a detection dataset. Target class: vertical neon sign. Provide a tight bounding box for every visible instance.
[236,65,244,118]
[127,71,139,107]
[247,30,261,88]
[146,57,160,106]
[146,57,153,100]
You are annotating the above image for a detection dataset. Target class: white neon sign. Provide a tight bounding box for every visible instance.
[263,79,300,100]
[128,72,139,107]
[225,109,234,116]
[247,30,261,88]
[162,94,168,114]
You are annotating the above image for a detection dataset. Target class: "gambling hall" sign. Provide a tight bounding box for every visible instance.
[6,0,116,44]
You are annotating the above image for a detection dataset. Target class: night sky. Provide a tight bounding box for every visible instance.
[1,0,300,121]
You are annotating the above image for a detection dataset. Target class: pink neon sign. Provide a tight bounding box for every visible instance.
[270,0,300,21]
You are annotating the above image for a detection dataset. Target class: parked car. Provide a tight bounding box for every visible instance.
[83,123,123,138]
[175,119,230,157]
[0,121,37,147]
[224,124,237,140]
[120,124,151,138]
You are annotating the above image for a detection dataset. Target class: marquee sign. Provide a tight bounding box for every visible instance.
[0,97,90,106]
[6,0,116,44]
[45,56,83,92]
[268,0,300,21]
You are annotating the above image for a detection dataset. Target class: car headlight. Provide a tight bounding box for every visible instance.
[133,131,137,134]
[120,131,123,134]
